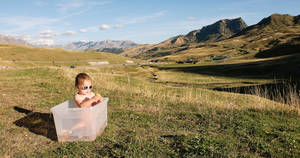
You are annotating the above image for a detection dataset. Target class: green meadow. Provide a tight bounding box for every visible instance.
[0,43,135,67]
[1,57,300,157]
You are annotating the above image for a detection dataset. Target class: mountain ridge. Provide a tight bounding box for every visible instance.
[120,13,300,61]
[195,17,248,42]
[232,13,300,38]
[0,34,138,51]
[120,17,248,58]
[0,35,35,47]
[62,40,138,51]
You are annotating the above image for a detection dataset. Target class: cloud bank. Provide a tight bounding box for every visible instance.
[62,30,77,35]
[79,29,87,33]
[39,30,59,38]
[114,24,125,28]
[99,24,111,30]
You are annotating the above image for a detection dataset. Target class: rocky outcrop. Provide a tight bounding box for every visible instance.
[193,17,248,42]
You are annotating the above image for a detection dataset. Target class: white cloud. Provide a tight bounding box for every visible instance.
[39,30,59,38]
[62,30,77,35]
[31,39,55,45]
[99,24,111,30]
[23,37,32,41]
[187,17,196,21]
[86,26,99,32]
[10,32,58,45]
[79,29,87,33]
[139,25,146,27]
[114,24,125,28]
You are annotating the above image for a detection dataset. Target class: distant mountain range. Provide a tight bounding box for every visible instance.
[0,35,34,47]
[59,40,138,51]
[38,40,138,51]
[0,35,138,51]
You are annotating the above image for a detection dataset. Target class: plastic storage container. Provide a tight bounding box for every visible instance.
[51,97,108,142]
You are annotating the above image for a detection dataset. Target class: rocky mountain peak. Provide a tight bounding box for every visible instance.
[156,17,248,48]
[0,34,34,47]
[194,17,248,42]
[232,13,300,38]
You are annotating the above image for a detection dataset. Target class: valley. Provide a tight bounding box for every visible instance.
[0,13,300,157]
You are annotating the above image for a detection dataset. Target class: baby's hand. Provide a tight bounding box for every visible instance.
[96,94,103,102]
[91,95,100,102]
[91,94,102,106]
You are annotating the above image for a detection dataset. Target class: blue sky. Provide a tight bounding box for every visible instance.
[0,0,299,45]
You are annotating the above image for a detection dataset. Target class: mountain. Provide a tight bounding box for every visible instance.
[194,17,248,42]
[232,13,300,38]
[120,17,248,59]
[60,40,138,51]
[230,13,300,58]
[91,48,124,54]
[158,17,248,47]
[0,34,34,47]
[37,44,62,49]
[120,13,300,61]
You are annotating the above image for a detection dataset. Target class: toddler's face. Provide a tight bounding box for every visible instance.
[77,80,92,95]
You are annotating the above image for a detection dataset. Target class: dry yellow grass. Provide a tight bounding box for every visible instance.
[0,43,137,68]
[56,66,297,113]
[0,65,299,157]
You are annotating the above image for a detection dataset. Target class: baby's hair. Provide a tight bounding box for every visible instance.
[75,73,92,87]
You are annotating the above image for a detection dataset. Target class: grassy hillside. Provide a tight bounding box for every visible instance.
[120,44,154,57]
[120,13,300,62]
[0,44,138,67]
[135,23,300,62]
[1,63,300,157]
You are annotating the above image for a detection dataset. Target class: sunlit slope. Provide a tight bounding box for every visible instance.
[0,44,131,61]
[120,13,300,62]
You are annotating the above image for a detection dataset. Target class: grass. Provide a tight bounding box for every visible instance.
[0,43,138,68]
[1,63,300,157]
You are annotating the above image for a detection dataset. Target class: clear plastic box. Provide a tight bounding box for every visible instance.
[51,97,108,142]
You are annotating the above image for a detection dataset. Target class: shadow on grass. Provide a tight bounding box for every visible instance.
[158,53,300,80]
[13,106,57,141]
[213,81,299,104]
[158,55,300,104]
[254,36,300,58]
[159,81,256,88]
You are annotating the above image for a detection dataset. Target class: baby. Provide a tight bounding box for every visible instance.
[63,73,103,139]
[74,73,103,107]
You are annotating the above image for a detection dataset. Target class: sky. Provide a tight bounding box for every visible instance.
[0,0,299,46]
